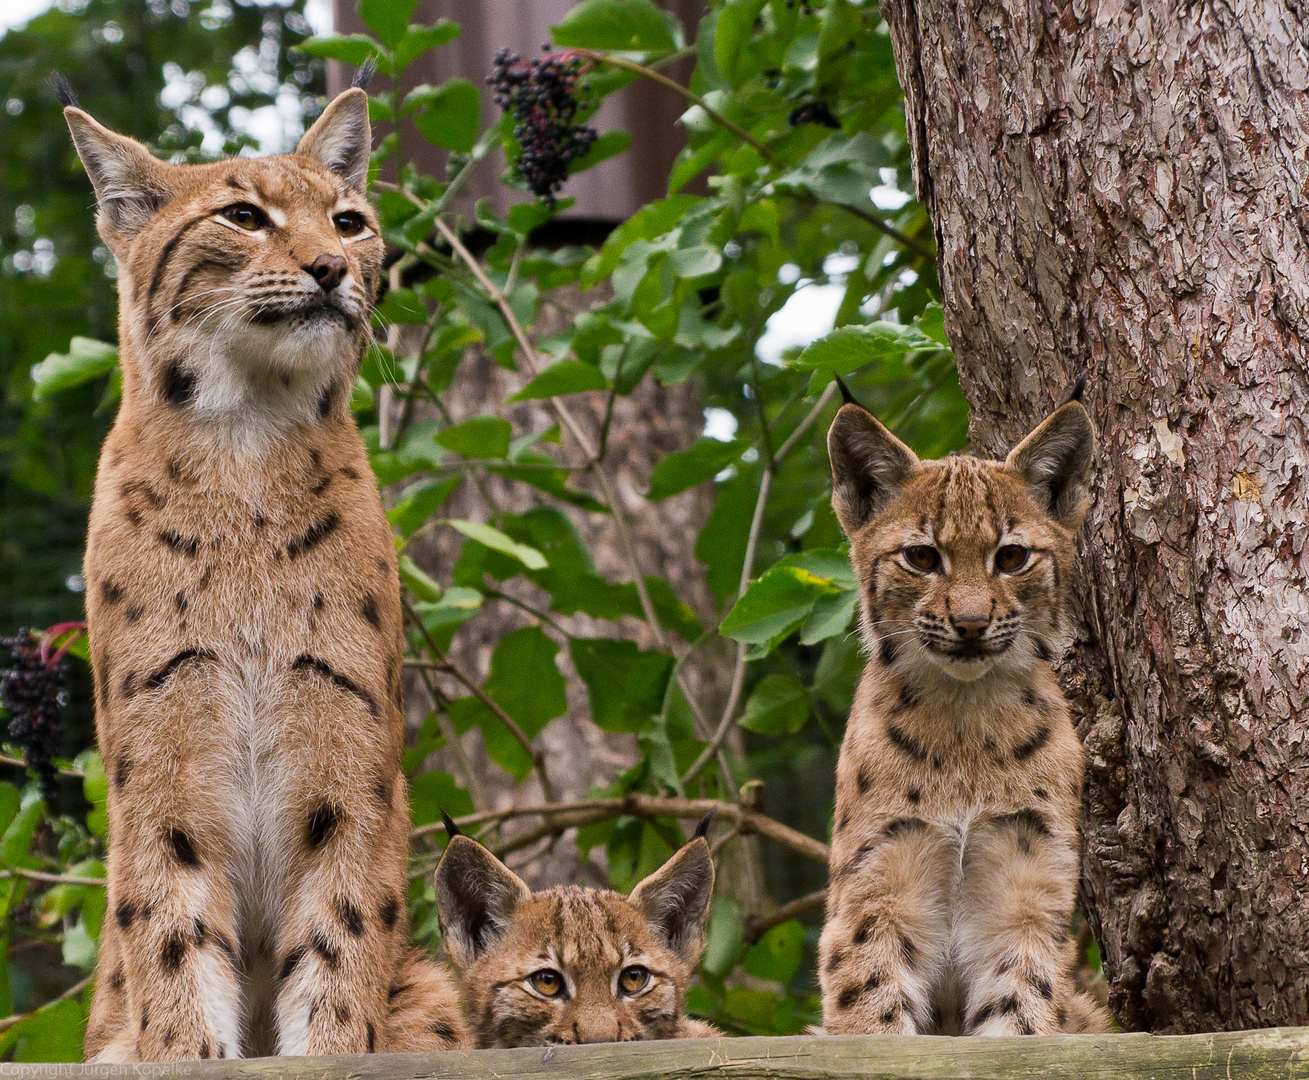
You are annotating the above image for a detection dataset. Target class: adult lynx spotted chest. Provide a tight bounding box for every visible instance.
[62,85,464,1061]
[819,387,1111,1036]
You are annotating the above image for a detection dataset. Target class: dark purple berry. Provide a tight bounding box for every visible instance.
[789,101,840,129]
[0,631,67,803]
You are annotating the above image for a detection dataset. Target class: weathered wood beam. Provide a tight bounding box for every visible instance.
[7,1029,1307,1079]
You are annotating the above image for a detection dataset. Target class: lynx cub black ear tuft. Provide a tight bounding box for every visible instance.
[1005,401,1095,529]
[629,838,715,965]
[351,57,378,91]
[62,107,171,248]
[50,72,79,108]
[827,404,920,536]
[434,836,532,970]
[297,88,372,192]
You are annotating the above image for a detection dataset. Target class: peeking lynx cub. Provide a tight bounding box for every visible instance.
[434,826,720,1046]
[818,384,1110,1036]
[60,80,465,1060]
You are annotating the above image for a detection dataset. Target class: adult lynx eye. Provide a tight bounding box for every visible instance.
[995,545,1030,572]
[220,203,267,231]
[333,211,366,237]
[529,969,565,997]
[619,965,649,994]
[903,545,942,572]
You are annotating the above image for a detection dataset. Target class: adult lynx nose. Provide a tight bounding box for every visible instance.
[305,253,347,293]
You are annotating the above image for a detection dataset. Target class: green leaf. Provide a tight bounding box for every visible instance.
[62,916,98,972]
[570,638,674,732]
[408,769,474,827]
[792,322,939,376]
[394,20,460,73]
[435,417,513,459]
[647,438,746,500]
[701,897,742,977]
[0,795,44,865]
[358,0,418,48]
[507,360,607,401]
[411,78,481,154]
[389,477,461,538]
[720,565,841,645]
[397,553,443,602]
[550,0,680,53]
[374,287,427,325]
[696,469,757,604]
[30,337,118,401]
[350,375,375,413]
[739,673,810,735]
[9,998,85,1063]
[295,34,384,66]
[916,301,949,346]
[567,129,632,175]
[800,588,858,645]
[447,520,548,570]
[412,586,482,629]
[743,919,805,983]
[715,0,768,87]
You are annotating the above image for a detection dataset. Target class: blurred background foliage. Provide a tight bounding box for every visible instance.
[0,0,981,1060]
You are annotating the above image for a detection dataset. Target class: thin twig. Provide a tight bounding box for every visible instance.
[682,380,840,787]
[410,794,828,866]
[568,50,771,159]
[403,599,556,802]
[743,889,828,944]
[413,666,487,812]
[0,868,104,888]
[0,754,84,779]
[0,975,94,1034]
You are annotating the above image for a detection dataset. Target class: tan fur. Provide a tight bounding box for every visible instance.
[819,397,1111,1036]
[435,835,720,1047]
[66,92,464,1061]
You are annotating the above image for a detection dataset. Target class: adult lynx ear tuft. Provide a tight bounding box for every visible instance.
[433,836,532,970]
[297,88,372,192]
[629,838,715,965]
[827,403,920,536]
[62,106,172,249]
[1005,400,1095,529]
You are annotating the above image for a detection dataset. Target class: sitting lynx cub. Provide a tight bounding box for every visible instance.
[818,383,1110,1036]
[59,78,465,1060]
[434,824,720,1046]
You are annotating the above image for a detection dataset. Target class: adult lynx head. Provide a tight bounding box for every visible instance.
[434,832,717,1047]
[827,388,1094,685]
[60,82,381,429]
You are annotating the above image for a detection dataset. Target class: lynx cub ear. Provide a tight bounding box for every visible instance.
[434,836,533,970]
[297,88,372,192]
[62,107,172,249]
[1005,400,1095,529]
[827,403,920,536]
[628,838,715,965]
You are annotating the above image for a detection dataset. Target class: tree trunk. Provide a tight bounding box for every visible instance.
[880,0,1309,1032]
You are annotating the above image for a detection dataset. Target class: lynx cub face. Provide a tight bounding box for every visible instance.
[435,834,720,1047]
[818,392,1111,1037]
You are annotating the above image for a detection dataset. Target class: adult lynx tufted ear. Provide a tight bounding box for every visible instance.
[1005,400,1095,529]
[434,836,532,970]
[62,106,172,250]
[828,403,920,536]
[629,836,715,965]
[296,88,372,192]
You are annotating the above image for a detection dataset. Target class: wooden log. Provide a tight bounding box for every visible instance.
[5,1030,1307,1078]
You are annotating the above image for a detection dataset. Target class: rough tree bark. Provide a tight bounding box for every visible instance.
[880,0,1309,1032]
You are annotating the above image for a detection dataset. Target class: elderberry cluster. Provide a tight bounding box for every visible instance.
[0,632,67,803]
[488,48,598,206]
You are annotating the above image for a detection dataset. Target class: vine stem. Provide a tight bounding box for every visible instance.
[409,792,828,865]
[681,379,840,786]
[566,49,772,160]
[0,868,105,888]
[0,754,83,779]
[402,598,556,803]
[411,664,487,813]
[0,974,93,1034]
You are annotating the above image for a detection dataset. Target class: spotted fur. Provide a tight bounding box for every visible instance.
[818,397,1110,1036]
[66,91,465,1061]
[434,835,720,1047]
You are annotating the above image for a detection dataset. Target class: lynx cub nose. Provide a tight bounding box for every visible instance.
[305,253,347,292]
[950,612,990,639]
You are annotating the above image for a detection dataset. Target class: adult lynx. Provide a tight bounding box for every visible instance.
[60,80,464,1061]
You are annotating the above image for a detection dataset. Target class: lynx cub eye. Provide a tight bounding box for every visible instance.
[333,211,366,237]
[995,544,1030,572]
[903,545,942,572]
[529,969,565,998]
[220,203,268,231]
[618,965,650,994]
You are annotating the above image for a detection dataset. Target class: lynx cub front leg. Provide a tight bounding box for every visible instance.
[955,812,1081,1036]
[819,820,953,1034]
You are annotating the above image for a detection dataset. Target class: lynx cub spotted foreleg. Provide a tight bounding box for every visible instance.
[818,387,1111,1036]
[61,84,465,1060]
